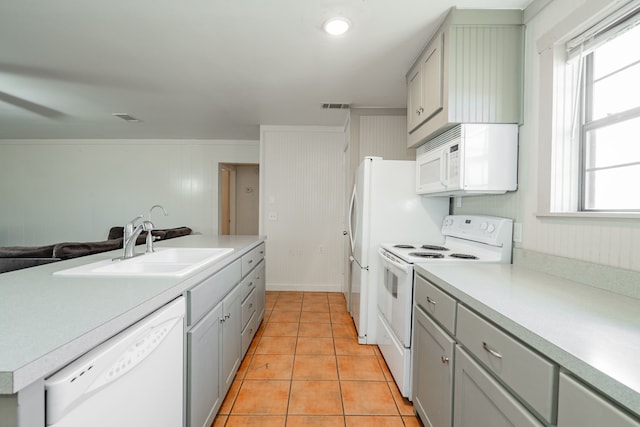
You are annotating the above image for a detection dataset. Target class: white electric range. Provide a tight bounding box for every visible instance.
[376,215,513,398]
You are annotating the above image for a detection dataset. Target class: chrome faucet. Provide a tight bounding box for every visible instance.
[146,205,168,253]
[122,215,153,259]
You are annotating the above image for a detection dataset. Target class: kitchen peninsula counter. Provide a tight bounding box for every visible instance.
[0,234,264,396]
[414,262,640,418]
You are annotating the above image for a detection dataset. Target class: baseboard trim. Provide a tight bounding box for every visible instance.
[266,283,343,293]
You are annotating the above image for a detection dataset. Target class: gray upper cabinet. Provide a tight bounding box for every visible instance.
[407,8,524,148]
[408,33,444,133]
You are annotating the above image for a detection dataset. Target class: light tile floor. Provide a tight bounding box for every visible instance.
[213,291,423,427]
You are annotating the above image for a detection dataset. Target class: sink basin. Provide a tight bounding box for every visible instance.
[53,247,234,277]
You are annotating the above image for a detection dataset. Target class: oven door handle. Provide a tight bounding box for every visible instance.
[378,248,412,274]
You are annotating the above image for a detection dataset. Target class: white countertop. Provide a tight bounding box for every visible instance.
[414,263,640,417]
[0,235,264,395]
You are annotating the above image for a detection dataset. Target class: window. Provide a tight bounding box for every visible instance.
[579,22,640,211]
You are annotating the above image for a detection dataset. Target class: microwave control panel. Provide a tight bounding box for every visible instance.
[449,144,460,184]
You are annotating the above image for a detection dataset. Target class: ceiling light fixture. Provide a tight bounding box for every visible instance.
[323,17,351,36]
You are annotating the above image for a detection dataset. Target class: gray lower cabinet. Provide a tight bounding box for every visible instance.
[187,301,223,427]
[557,373,640,427]
[456,305,557,423]
[454,347,544,427]
[412,304,455,427]
[186,243,266,427]
[187,282,242,427]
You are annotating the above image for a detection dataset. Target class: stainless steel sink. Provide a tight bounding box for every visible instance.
[53,247,234,277]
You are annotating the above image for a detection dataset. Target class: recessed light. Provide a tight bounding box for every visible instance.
[323,17,351,36]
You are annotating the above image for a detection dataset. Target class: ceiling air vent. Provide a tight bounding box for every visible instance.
[321,103,351,110]
[112,113,142,122]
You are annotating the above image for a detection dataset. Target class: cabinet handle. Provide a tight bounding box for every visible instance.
[225,313,231,320]
[426,296,437,306]
[416,108,422,116]
[219,317,226,323]
[248,281,254,287]
[482,341,503,359]
[441,356,449,364]
[249,303,253,309]
[248,260,253,264]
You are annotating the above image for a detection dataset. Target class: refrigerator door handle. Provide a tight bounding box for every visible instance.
[349,255,367,270]
[347,184,357,252]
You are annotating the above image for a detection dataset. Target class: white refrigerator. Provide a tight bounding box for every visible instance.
[347,157,448,344]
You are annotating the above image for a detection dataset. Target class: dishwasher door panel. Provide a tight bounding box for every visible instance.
[45,297,185,427]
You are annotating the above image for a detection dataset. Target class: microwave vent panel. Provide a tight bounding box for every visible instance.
[417,125,462,155]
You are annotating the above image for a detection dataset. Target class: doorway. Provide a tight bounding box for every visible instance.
[219,163,260,235]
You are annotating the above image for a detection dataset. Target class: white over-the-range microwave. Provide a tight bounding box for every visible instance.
[416,123,519,197]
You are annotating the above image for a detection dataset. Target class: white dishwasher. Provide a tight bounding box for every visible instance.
[45,296,185,427]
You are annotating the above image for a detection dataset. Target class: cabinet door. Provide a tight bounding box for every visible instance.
[221,285,242,395]
[557,373,640,427]
[454,346,543,427]
[412,305,455,427]
[187,301,223,427]
[420,32,444,122]
[407,62,423,132]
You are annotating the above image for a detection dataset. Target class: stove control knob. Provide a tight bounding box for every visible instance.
[487,223,496,233]
[444,218,454,226]
[480,222,488,231]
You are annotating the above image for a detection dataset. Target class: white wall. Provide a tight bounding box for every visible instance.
[0,139,259,246]
[260,126,346,292]
[453,0,640,272]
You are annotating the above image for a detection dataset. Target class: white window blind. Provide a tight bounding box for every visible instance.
[566,0,640,60]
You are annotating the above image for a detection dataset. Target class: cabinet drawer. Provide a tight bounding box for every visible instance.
[557,373,640,427]
[241,311,257,358]
[187,259,242,327]
[241,243,265,276]
[241,289,256,330]
[239,259,263,302]
[415,274,457,334]
[456,305,557,423]
[454,346,544,427]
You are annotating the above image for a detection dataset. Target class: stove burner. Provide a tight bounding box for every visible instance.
[408,252,445,259]
[449,253,479,260]
[421,245,449,251]
[393,244,416,249]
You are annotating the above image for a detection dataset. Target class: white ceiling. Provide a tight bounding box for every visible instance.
[0,0,531,140]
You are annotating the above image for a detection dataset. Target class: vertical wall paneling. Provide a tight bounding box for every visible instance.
[359,115,415,161]
[453,0,640,275]
[261,126,346,292]
[0,140,259,245]
[449,24,523,124]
